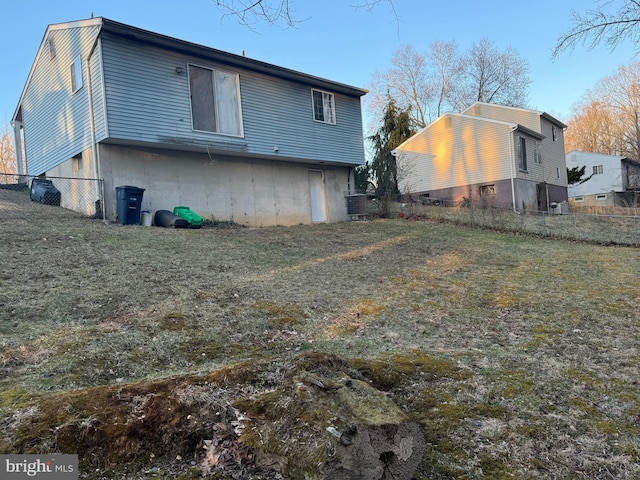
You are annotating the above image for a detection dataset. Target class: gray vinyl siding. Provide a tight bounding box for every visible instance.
[539,117,567,186]
[21,24,101,175]
[89,40,107,142]
[100,33,365,165]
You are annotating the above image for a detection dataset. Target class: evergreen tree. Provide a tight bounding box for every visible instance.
[368,98,415,217]
[567,165,589,185]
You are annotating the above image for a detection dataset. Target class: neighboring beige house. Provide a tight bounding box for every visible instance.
[566,150,640,207]
[393,102,568,212]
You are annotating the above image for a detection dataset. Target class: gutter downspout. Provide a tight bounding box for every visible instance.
[509,126,517,212]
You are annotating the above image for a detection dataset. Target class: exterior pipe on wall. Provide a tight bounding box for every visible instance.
[11,120,25,178]
[509,126,518,212]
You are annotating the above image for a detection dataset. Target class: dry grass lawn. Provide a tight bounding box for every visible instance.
[1,189,639,479]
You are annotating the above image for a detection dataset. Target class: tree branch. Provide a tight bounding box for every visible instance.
[553,0,640,58]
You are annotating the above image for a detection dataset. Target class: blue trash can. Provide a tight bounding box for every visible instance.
[116,185,145,225]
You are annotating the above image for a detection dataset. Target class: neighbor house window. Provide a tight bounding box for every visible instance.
[574,196,584,202]
[312,89,336,124]
[70,56,82,93]
[596,194,607,200]
[534,142,542,164]
[552,125,557,142]
[48,38,56,60]
[517,135,527,171]
[479,184,496,196]
[593,165,603,175]
[188,64,242,136]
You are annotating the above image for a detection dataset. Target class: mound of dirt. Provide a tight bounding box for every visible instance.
[2,353,424,480]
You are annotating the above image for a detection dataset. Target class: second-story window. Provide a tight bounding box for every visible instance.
[552,125,557,142]
[312,89,336,124]
[188,64,242,136]
[70,56,82,93]
[517,135,527,171]
[534,141,542,164]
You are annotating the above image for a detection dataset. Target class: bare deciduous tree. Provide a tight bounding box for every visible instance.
[367,38,529,131]
[566,61,640,160]
[368,45,436,130]
[554,0,640,58]
[0,122,16,177]
[214,0,396,28]
[452,38,530,110]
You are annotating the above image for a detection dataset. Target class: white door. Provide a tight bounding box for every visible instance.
[308,170,327,223]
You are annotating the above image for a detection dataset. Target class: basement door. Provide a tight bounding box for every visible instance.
[308,169,327,223]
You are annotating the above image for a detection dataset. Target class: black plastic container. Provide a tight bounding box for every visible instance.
[30,178,61,206]
[116,185,145,225]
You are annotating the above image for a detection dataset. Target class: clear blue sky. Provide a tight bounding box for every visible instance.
[1,0,637,129]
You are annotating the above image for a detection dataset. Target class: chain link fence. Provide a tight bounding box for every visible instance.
[1,173,639,246]
[0,172,103,219]
[394,198,640,247]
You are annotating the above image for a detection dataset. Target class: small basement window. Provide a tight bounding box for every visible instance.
[574,196,584,202]
[479,184,496,196]
[596,194,607,200]
[72,153,83,174]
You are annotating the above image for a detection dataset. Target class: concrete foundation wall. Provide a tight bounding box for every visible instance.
[98,144,353,226]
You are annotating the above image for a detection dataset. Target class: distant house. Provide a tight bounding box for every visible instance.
[393,102,568,212]
[566,151,640,207]
[11,18,367,226]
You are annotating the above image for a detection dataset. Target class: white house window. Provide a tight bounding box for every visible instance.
[70,56,82,93]
[574,196,584,202]
[188,64,242,136]
[517,135,527,171]
[596,194,607,200]
[479,184,496,196]
[552,125,557,142]
[312,89,336,124]
[534,141,542,164]
[593,164,604,175]
[48,38,56,60]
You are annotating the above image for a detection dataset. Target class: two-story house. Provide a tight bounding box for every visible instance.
[12,18,367,226]
[393,102,568,212]
[566,150,640,207]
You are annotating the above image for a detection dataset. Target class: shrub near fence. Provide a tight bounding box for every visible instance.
[398,199,640,247]
[0,172,103,219]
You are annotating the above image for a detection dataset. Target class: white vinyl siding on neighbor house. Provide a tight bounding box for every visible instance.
[465,102,541,133]
[188,64,243,136]
[71,56,83,93]
[566,151,626,197]
[517,135,528,171]
[466,103,567,187]
[312,89,336,124]
[395,114,514,194]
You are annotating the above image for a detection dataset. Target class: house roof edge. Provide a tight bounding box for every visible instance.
[99,17,368,97]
